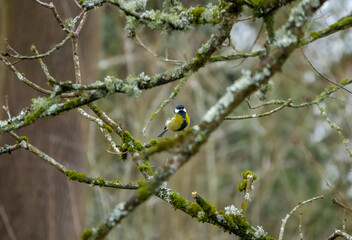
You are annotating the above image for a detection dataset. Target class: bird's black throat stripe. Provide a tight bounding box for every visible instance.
[177,118,188,131]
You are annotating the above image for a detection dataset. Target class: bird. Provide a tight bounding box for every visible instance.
[158,104,190,137]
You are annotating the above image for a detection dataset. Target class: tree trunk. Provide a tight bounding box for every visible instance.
[0,1,99,239]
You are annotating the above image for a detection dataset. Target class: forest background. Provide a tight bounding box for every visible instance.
[1,0,352,239]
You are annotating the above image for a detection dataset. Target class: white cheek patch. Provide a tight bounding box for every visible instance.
[175,108,186,113]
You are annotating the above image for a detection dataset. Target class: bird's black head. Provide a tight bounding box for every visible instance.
[175,104,186,114]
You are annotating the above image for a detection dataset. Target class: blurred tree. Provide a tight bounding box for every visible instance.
[0,1,99,239]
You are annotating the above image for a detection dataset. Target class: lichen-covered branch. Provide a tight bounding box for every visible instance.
[225,98,292,120]
[7,132,137,189]
[0,143,21,155]
[327,229,352,240]
[303,15,352,45]
[6,35,71,60]
[246,78,352,110]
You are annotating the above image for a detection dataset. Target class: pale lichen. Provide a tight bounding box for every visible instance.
[224,205,242,216]
[108,203,128,227]
[253,225,267,239]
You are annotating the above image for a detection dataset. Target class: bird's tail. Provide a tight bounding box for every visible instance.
[157,128,168,137]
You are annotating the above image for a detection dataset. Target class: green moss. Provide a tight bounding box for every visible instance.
[187,202,202,218]
[341,78,351,85]
[190,7,206,24]
[92,177,106,187]
[237,180,247,192]
[170,193,188,211]
[148,137,174,153]
[237,171,257,192]
[169,193,204,218]
[134,140,143,151]
[20,136,28,143]
[241,170,257,180]
[119,131,145,159]
[65,169,86,182]
[264,14,275,42]
[81,228,93,240]
[137,161,154,175]
[250,0,268,6]
[62,97,81,111]
[149,139,158,146]
[195,195,217,215]
[111,179,122,184]
[89,103,103,115]
[137,185,151,201]
[309,31,320,40]
[329,17,352,30]
[172,90,178,94]
[121,130,133,143]
[104,125,113,133]
[24,108,43,125]
[151,113,156,119]
[137,180,147,187]
[119,153,128,161]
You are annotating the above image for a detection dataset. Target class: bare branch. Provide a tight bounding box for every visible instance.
[33,0,68,33]
[332,198,352,213]
[278,195,324,240]
[7,35,71,60]
[301,48,352,94]
[225,98,292,120]
[0,206,17,240]
[135,35,186,65]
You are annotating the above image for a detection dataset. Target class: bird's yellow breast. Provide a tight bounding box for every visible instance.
[167,114,187,131]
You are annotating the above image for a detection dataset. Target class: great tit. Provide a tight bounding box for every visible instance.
[158,104,190,137]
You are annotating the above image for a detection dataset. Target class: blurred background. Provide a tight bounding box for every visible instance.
[1,0,352,239]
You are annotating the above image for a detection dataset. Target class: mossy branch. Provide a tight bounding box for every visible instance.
[246,78,352,110]
[7,132,138,189]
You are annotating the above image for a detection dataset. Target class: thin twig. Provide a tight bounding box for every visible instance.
[0,54,53,95]
[31,45,55,82]
[230,21,264,69]
[72,0,82,9]
[77,108,120,153]
[33,0,68,33]
[7,35,71,60]
[2,96,11,119]
[74,11,88,36]
[299,207,304,240]
[71,37,81,84]
[332,198,352,213]
[0,206,17,240]
[317,103,352,159]
[278,195,324,240]
[226,98,292,120]
[301,48,352,94]
[135,35,186,65]
[88,103,123,136]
